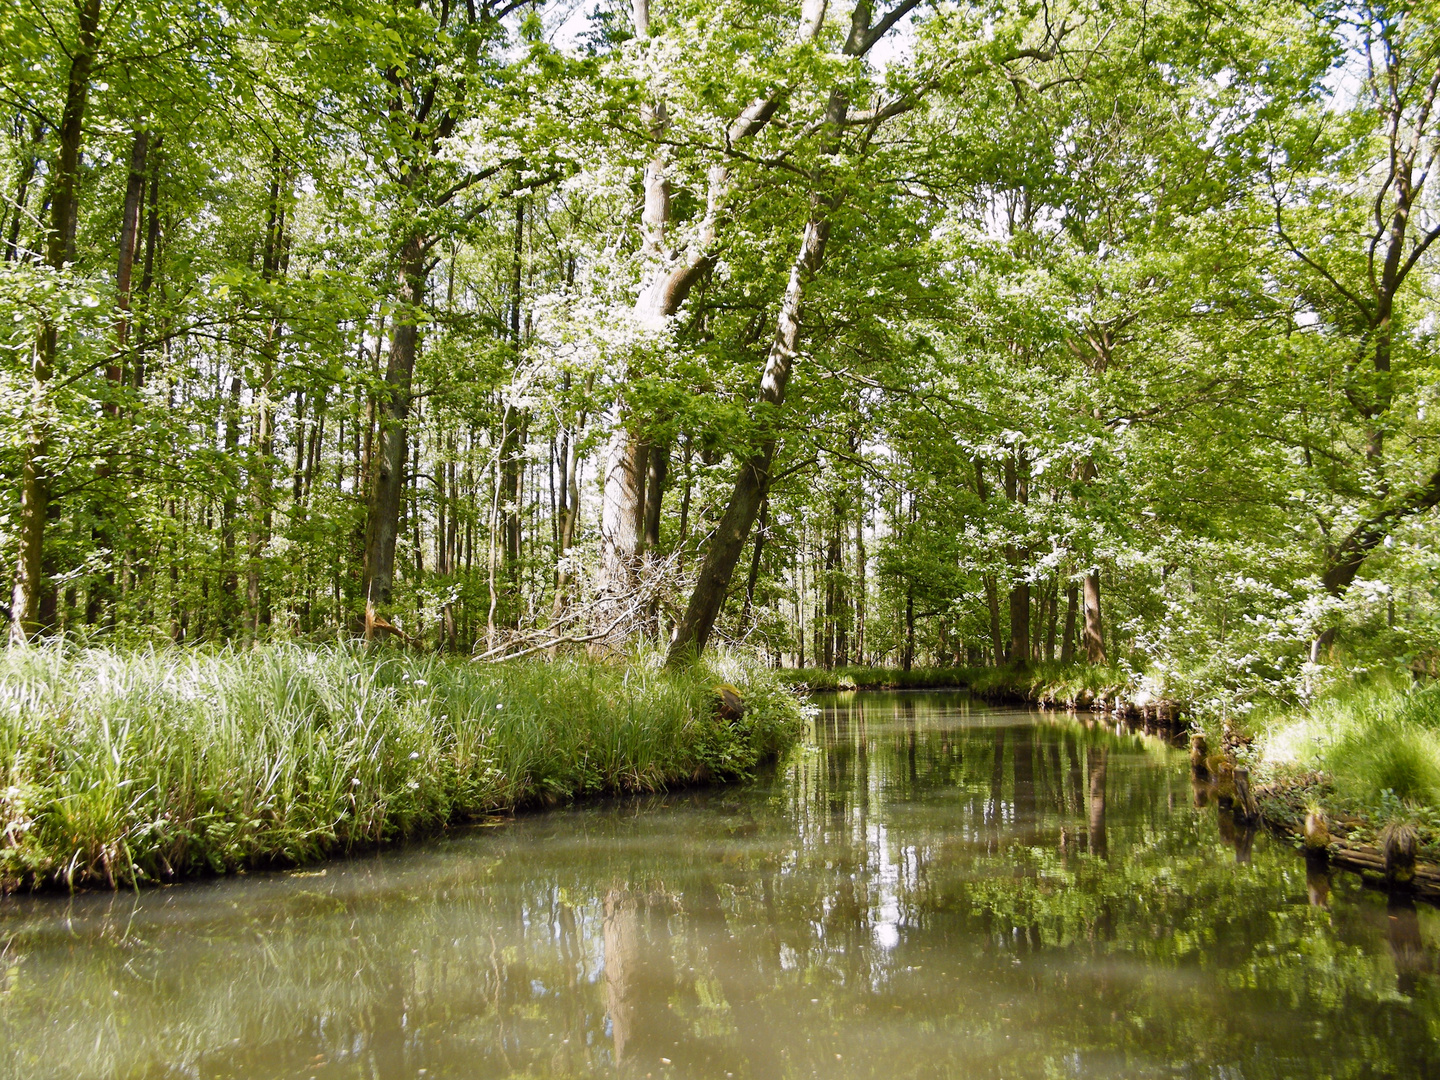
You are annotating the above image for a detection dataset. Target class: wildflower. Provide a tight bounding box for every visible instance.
[410,751,420,760]
[351,777,361,786]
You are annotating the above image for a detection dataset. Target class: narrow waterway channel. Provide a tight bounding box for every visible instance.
[2,691,1437,1079]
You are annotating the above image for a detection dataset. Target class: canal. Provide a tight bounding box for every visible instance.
[1,691,1436,1078]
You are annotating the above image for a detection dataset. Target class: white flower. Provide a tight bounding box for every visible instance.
[351,777,361,786]
[409,752,420,760]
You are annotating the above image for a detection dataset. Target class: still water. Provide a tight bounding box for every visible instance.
[2,692,1438,1079]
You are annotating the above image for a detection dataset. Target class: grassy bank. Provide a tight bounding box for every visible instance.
[0,645,806,893]
[777,666,971,692]
[778,663,1179,717]
[1251,676,1440,860]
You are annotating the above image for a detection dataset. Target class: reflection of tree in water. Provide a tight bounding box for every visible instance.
[1086,745,1107,859]
[603,888,636,1064]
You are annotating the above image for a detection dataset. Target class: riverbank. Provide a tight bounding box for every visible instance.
[780,663,1186,723]
[0,645,806,894]
[1235,676,1440,896]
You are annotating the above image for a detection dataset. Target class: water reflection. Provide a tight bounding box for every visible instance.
[1,692,1437,1079]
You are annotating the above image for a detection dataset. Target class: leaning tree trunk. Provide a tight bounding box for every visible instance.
[361,233,427,639]
[11,0,100,645]
[665,211,832,665]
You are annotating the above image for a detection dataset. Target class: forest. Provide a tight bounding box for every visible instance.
[6,6,1440,1074]
[4,0,1438,688]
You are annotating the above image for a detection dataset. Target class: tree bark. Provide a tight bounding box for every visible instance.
[662,4,927,666]
[984,575,1003,667]
[247,155,287,634]
[362,233,427,638]
[1005,450,1029,665]
[1060,583,1078,662]
[1082,568,1106,664]
[739,496,768,630]
[1044,579,1058,662]
[854,502,866,665]
[665,210,833,664]
[3,117,44,262]
[220,372,243,635]
[87,129,150,627]
[598,4,832,636]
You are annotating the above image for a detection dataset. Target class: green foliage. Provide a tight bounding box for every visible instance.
[0,644,805,892]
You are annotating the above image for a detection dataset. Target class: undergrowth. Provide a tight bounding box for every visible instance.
[0,644,805,893]
[1258,674,1440,812]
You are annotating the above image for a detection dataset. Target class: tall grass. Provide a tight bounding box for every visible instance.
[1260,675,1440,809]
[0,644,805,892]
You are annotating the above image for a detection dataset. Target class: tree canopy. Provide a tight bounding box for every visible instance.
[4,0,1440,707]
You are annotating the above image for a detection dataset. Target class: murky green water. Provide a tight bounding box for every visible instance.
[2,692,1437,1079]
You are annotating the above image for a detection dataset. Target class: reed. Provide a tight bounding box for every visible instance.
[0,644,805,893]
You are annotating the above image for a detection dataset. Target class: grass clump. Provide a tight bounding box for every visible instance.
[0,643,805,893]
[1261,676,1440,808]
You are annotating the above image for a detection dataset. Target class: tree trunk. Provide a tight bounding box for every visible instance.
[361,233,427,638]
[903,587,916,672]
[984,575,1003,666]
[3,118,44,262]
[247,156,287,634]
[132,137,162,391]
[823,513,838,670]
[854,503,866,665]
[1044,579,1059,662]
[642,440,667,553]
[598,4,831,638]
[1061,582,1078,663]
[740,496,768,630]
[1082,568,1106,664]
[1005,450,1029,665]
[220,372,242,635]
[10,0,100,644]
[87,129,150,627]
[665,209,833,664]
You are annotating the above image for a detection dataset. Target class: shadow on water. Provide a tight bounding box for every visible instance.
[1,690,1438,1079]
